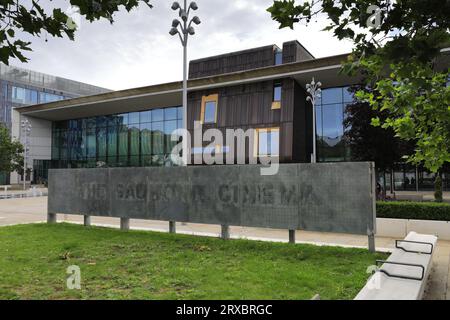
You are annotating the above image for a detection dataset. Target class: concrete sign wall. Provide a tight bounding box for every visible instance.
[48,162,376,235]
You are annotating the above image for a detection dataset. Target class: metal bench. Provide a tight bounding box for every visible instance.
[355,232,437,300]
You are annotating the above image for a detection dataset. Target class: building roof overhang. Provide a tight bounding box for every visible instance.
[17,53,357,121]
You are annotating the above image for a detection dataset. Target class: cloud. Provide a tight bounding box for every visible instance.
[14,0,353,91]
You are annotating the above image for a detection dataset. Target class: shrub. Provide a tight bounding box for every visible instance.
[377,201,450,221]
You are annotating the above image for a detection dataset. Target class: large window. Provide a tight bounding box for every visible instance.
[52,106,183,168]
[315,86,353,162]
[255,128,280,157]
[201,94,218,124]
[11,86,38,104]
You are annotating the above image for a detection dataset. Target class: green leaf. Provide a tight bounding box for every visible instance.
[371,117,381,127]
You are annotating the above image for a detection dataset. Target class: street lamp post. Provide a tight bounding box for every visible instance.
[169,1,200,166]
[306,78,322,164]
[21,119,32,191]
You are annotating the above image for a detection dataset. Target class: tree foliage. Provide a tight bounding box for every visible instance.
[358,63,450,172]
[343,86,414,171]
[268,0,450,173]
[0,0,152,65]
[0,124,23,174]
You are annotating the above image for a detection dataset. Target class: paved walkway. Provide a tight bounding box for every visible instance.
[0,196,449,299]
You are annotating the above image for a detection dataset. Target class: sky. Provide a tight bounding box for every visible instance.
[15,0,354,91]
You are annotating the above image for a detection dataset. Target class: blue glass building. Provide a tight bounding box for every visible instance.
[0,63,109,184]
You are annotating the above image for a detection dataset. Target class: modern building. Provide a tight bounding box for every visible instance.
[11,40,450,191]
[0,63,110,184]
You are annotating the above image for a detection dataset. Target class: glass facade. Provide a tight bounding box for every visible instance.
[33,160,51,185]
[0,62,110,132]
[11,86,39,104]
[10,85,66,105]
[315,86,353,162]
[39,92,66,103]
[0,63,110,97]
[51,106,183,169]
[382,164,450,192]
[315,85,450,191]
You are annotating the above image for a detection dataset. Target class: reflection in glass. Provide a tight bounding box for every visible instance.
[321,87,342,105]
[117,113,128,125]
[118,125,128,157]
[129,112,140,124]
[152,109,164,122]
[164,120,178,154]
[87,128,96,158]
[97,127,107,159]
[152,122,164,155]
[107,126,118,157]
[51,105,183,169]
[140,123,152,155]
[140,110,152,123]
[129,126,140,156]
[315,86,351,162]
[164,107,178,120]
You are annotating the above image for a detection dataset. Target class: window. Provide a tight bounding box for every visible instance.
[51,106,183,169]
[39,92,64,103]
[272,82,282,110]
[12,86,25,103]
[11,86,38,104]
[315,86,352,162]
[201,94,218,124]
[274,49,283,65]
[255,128,280,157]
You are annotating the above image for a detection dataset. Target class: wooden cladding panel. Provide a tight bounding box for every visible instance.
[188,80,294,130]
[282,40,314,64]
[187,79,296,161]
[189,46,276,79]
[282,41,298,64]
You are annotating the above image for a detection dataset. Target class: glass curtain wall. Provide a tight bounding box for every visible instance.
[315,86,353,162]
[51,106,183,169]
[313,86,450,191]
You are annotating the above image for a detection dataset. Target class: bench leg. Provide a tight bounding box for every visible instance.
[289,229,296,244]
[47,213,57,224]
[84,215,91,227]
[221,224,230,240]
[120,218,130,231]
[169,221,176,234]
[368,233,376,253]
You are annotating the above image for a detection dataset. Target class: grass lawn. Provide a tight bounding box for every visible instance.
[0,223,386,300]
